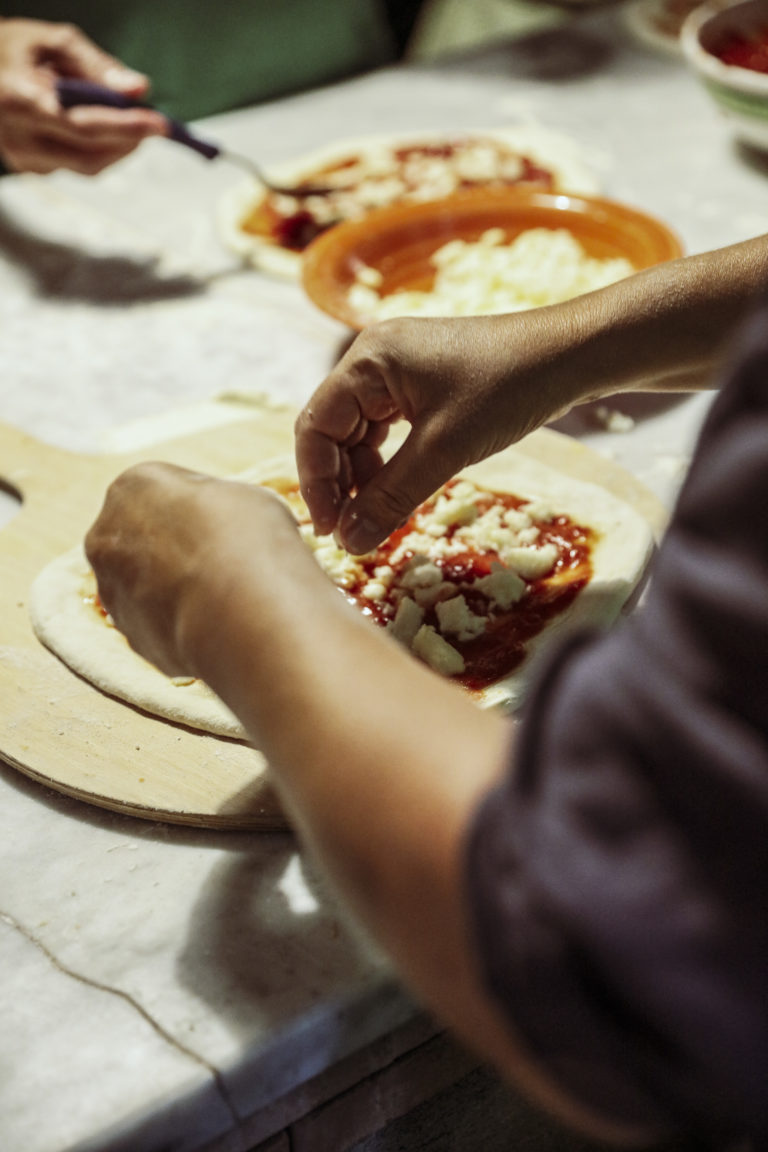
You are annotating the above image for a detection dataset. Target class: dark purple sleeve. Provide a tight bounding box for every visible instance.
[465,303,768,1145]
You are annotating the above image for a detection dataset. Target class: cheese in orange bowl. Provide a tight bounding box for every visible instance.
[301,188,683,329]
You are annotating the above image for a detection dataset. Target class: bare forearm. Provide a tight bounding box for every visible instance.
[86,465,655,1143]
[178,522,651,1144]
[181,512,508,926]
[534,234,768,410]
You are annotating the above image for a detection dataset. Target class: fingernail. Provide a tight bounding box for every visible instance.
[344,514,382,556]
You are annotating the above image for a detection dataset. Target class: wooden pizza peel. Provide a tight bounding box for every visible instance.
[0,408,668,831]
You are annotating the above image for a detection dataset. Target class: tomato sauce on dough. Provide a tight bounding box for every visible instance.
[340,483,592,690]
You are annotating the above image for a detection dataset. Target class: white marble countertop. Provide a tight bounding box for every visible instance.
[1,10,766,1151]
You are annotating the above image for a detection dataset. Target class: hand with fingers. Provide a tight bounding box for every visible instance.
[295,312,586,555]
[84,462,299,681]
[295,233,768,556]
[0,17,167,174]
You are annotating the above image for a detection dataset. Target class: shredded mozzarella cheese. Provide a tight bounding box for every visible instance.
[348,227,634,320]
[283,477,573,681]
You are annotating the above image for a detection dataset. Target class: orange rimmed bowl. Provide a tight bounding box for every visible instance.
[301,187,683,330]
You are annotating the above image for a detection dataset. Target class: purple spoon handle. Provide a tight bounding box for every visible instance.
[56,78,220,161]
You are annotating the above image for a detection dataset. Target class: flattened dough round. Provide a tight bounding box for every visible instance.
[29,445,653,737]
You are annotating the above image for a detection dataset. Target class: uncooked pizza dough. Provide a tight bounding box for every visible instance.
[29,445,653,739]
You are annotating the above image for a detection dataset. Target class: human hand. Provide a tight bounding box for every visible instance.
[0,18,167,174]
[295,312,581,555]
[85,462,298,680]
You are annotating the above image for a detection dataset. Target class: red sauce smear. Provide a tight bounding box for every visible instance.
[275,209,326,250]
[713,27,768,72]
[86,592,108,618]
[337,480,593,691]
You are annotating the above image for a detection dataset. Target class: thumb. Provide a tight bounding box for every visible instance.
[56,33,149,98]
[98,61,150,98]
[338,427,460,555]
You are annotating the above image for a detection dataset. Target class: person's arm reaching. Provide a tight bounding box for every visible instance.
[83,277,768,1148]
[0,18,166,174]
[463,301,768,1143]
[84,464,656,1147]
[296,234,768,555]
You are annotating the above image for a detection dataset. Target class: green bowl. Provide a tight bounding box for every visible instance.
[682,0,768,151]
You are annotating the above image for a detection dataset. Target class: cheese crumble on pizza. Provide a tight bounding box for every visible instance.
[268,476,595,692]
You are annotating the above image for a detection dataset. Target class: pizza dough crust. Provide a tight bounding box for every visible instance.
[29,549,248,739]
[458,451,653,708]
[29,445,653,738]
[217,125,602,280]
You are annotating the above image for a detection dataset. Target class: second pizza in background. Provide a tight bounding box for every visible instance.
[218,125,601,278]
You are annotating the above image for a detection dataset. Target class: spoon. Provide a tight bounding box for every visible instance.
[56,78,343,197]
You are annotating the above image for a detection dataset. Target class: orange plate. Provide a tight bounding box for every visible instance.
[301,187,683,330]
